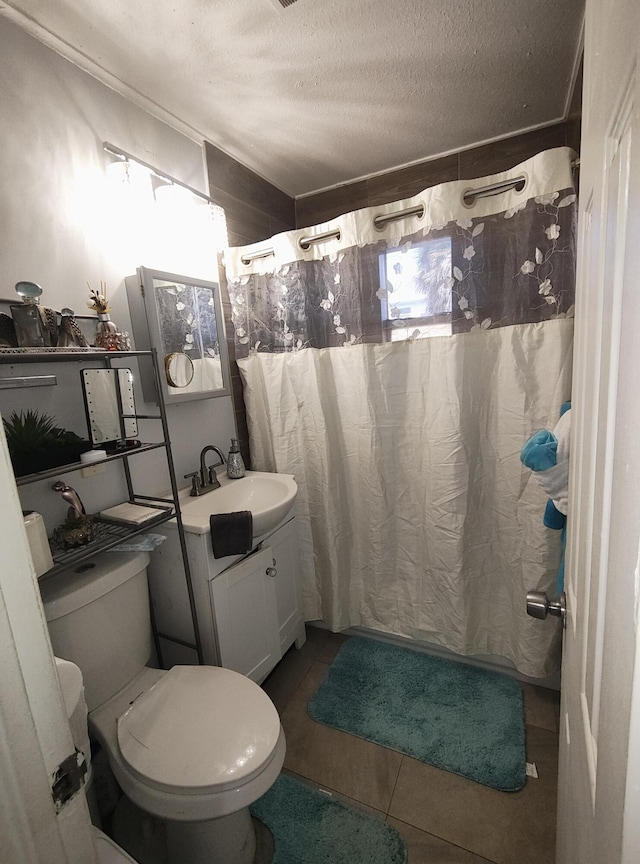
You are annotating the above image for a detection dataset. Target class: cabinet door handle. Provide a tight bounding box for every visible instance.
[266,566,277,578]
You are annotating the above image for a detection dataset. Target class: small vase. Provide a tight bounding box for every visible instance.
[94,313,131,351]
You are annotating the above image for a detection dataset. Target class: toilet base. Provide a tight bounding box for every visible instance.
[112,796,166,864]
[166,807,255,864]
[112,794,260,864]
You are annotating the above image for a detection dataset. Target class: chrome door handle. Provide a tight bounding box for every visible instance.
[266,567,277,578]
[526,590,567,627]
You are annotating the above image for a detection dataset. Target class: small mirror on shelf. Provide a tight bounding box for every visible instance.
[126,267,230,404]
[81,368,138,446]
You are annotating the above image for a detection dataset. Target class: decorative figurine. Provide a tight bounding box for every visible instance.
[51,480,96,549]
[57,308,89,348]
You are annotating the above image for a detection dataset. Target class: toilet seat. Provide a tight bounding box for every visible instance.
[90,665,286,821]
[117,665,281,795]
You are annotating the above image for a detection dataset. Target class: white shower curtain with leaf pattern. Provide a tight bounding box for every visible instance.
[224,147,576,677]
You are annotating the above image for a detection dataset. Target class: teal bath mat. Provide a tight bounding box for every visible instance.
[308,637,526,791]
[250,773,406,864]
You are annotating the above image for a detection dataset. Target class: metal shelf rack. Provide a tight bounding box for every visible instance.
[0,347,204,665]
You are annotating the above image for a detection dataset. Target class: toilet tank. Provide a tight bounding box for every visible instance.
[40,551,152,712]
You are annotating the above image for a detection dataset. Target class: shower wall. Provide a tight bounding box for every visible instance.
[205,141,296,464]
[296,120,581,228]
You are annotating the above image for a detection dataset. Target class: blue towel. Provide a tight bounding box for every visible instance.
[521,429,558,472]
[543,499,566,530]
[520,402,571,592]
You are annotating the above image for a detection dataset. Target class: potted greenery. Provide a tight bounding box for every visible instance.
[3,410,91,476]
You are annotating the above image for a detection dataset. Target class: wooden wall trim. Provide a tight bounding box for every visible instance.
[296,120,581,229]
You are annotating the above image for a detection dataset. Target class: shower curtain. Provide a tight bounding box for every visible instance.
[224,147,576,677]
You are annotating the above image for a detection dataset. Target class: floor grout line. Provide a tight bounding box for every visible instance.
[388,814,501,864]
[385,753,404,819]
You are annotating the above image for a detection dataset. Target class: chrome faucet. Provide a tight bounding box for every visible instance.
[200,445,226,489]
[184,445,227,496]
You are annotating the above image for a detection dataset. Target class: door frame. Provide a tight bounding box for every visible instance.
[556,0,640,859]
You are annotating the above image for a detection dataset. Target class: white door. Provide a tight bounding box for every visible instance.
[556,1,640,862]
[0,421,98,863]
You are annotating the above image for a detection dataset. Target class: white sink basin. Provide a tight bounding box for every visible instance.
[177,470,297,538]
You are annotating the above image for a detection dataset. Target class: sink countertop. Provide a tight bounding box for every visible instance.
[172,469,297,537]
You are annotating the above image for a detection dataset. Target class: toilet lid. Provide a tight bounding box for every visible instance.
[117,666,281,794]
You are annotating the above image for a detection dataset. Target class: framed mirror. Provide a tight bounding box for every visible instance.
[126,267,230,404]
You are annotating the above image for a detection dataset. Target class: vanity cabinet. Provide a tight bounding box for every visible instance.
[148,514,306,682]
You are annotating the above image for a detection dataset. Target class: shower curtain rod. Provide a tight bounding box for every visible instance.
[240,158,581,264]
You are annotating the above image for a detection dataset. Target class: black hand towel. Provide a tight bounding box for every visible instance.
[210,511,253,559]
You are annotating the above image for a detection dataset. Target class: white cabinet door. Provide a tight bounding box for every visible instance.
[209,546,281,682]
[265,519,305,653]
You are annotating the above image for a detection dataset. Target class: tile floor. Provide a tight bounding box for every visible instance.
[261,626,560,864]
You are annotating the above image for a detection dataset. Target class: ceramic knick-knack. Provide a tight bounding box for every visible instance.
[57,308,89,348]
[227,438,246,479]
[10,281,54,348]
[51,481,96,549]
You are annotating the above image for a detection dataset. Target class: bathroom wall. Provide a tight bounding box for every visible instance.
[204,142,296,463]
[0,16,237,532]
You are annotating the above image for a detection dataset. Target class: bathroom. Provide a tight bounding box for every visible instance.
[1,3,639,864]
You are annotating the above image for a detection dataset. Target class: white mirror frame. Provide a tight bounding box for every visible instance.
[134,267,231,404]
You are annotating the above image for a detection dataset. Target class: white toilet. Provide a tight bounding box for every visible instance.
[40,550,286,864]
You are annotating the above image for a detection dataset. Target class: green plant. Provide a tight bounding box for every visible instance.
[3,410,83,456]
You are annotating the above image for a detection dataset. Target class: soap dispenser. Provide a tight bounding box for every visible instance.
[227,438,246,479]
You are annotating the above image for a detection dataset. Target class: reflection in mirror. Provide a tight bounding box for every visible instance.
[81,368,138,445]
[165,352,194,388]
[131,268,230,404]
[154,280,225,397]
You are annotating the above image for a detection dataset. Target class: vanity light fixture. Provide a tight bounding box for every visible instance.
[103,142,229,251]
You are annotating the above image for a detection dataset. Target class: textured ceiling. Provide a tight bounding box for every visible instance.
[2,0,584,196]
